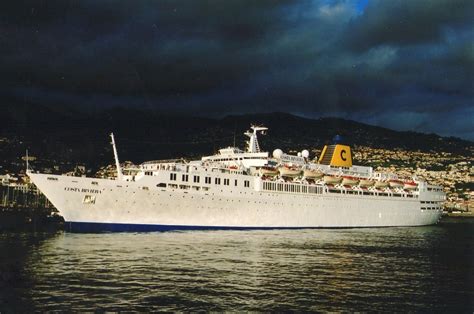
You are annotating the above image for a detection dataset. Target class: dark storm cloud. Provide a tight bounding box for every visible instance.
[344,0,474,50]
[0,1,286,93]
[0,0,473,139]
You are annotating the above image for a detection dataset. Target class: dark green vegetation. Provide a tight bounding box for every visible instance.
[1,104,472,174]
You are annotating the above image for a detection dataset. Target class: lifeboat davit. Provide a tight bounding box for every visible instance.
[374,181,389,189]
[323,175,342,184]
[389,179,404,188]
[278,166,302,177]
[342,176,359,186]
[359,179,375,187]
[404,181,418,190]
[259,166,279,176]
[303,169,324,179]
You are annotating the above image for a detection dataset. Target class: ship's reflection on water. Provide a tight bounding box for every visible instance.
[0,217,472,311]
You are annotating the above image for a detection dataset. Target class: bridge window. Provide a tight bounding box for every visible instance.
[170,173,177,181]
[224,178,230,185]
[244,180,250,188]
[182,174,189,182]
[215,178,221,185]
[193,176,200,183]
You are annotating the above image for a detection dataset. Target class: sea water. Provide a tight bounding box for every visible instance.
[0,217,472,311]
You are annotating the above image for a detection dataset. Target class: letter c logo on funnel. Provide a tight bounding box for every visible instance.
[341,149,347,161]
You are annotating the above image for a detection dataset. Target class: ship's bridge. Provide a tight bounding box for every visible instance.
[202,147,269,169]
[201,125,271,169]
[218,147,244,155]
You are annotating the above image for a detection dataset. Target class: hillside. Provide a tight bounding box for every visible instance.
[0,104,472,174]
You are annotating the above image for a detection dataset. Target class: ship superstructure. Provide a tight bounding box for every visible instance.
[28,126,445,232]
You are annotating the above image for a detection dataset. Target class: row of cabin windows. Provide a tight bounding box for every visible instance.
[262,182,416,198]
[169,173,249,188]
[421,207,441,210]
[263,182,322,194]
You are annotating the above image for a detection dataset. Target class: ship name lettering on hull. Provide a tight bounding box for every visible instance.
[64,187,102,194]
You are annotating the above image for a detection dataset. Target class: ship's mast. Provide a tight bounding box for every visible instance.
[110,133,123,181]
[25,149,30,174]
[245,125,268,153]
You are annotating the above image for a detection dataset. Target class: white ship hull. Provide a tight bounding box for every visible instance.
[29,173,444,232]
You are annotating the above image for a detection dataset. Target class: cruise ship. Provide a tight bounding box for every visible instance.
[28,126,445,232]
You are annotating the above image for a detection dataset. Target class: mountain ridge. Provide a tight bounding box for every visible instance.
[0,105,472,173]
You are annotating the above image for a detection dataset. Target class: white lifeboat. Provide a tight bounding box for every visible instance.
[259,166,279,176]
[323,175,342,184]
[374,181,389,189]
[278,166,302,177]
[359,179,375,187]
[389,179,404,188]
[342,176,359,186]
[403,181,418,190]
[303,169,324,179]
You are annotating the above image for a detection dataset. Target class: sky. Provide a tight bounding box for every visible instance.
[1,0,473,140]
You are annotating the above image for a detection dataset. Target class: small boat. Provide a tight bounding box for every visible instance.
[389,179,404,188]
[359,179,375,187]
[278,166,302,177]
[303,169,324,179]
[324,175,342,184]
[374,181,389,189]
[404,181,418,190]
[259,166,279,176]
[342,176,359,186]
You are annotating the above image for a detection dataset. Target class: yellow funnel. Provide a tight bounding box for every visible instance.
[318,144,352,167]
